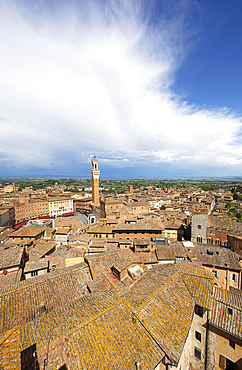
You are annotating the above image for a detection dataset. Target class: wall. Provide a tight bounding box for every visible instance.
[191,214,208,243]
[203,266,241,290]
[207,325,242,370]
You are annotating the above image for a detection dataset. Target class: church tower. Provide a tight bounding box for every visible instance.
[91,156,100,207]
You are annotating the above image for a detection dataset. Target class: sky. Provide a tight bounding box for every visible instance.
[1,0,242,178]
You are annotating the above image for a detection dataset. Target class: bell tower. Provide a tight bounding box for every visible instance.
[91,156,100,207]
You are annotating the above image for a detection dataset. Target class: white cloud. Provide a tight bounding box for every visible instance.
[0,0,242,175]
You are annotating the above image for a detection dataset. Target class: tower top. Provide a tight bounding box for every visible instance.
[91,156,100,175]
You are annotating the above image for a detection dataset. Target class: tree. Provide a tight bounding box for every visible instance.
[233,192,238,200]
[202,185,210,191]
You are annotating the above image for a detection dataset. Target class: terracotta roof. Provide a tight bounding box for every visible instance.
[0,246,24,270]
[87,225,113,234]
[135,274,194,365]
[156,246,176,261]
[24,259,49,273]
[114,222,163,231]
[55,227,70,235]
[135,251,158,264]
[185,246,241,270]
[88,272,126,294]
[175,264,214,310]
[28,241,57,262]
[123,264,177,311]
[85,248,137,279]
[0,327,21,369]
[1,292,164,370]
[112,256,133,272]
[170,242,187,258]
[210,287,242,338]
[9,225,44,238]
[122,264,195,365]
[0,262,91,336]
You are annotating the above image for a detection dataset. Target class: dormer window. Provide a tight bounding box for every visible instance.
[207,250,214,255]
[228,308,233,316]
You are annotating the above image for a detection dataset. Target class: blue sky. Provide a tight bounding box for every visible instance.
[1,0,242,178]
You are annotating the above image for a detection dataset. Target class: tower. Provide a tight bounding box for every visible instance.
[91,156,100,207]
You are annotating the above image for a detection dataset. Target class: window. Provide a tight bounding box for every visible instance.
[197,237,202,243]
[228,308,233,316]
[230,274,238,282]
[215,239,221,246]
[207,238,213,245]
[195,331,201,342]
[212,270,220,279]
[194,347,201,360]
[198,225,201,229]
[229,339,235,350]
[195,305,203,317]
[219,355,226,369]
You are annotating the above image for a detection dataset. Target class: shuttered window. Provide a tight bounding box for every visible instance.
[219,355,226,369]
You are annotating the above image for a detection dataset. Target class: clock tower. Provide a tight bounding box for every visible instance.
[91,156,100,207]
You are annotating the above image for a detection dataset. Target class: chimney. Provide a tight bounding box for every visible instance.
[135,362,141,370]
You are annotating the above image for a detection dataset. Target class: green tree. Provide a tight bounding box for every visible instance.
[202,185,210,191]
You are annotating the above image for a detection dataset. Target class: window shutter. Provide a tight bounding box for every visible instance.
[219,355,226,369]
[235,274,238,282]
[230,273,233,281]
[217,271,220,278]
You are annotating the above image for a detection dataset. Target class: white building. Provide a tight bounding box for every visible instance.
[48,198,73,217]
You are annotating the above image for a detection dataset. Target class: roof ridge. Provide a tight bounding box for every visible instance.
[137,271,180,312]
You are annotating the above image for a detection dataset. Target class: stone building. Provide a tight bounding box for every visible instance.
[191,212,208,244]
[91,156,100,207]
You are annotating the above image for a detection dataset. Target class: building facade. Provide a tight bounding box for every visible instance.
[91,156,100,207]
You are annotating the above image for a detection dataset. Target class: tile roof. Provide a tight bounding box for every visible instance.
[112,256,133,272]
[175,264,214,310]
[28,241,57,262]
[122,264,177,311]
[122,264,195,365]
[135,251,158,264]
[135,274,194,365]
[186,246,241,270]
[55,227,70,235]
[85,248,137,278]
[0,246,25,270]
[114,222,163,231]
[1,292,165,370]
[9,225,45,238]
[156,246,176,261]
[24,259,49,273]
[170,242,187,258]
[0,327,21,369]
[210,287,242,338]
[0,263,91,336]
[86,225,113,234]
[87,272,125,294]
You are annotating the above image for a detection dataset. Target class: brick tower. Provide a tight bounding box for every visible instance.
[91,156,100,207]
